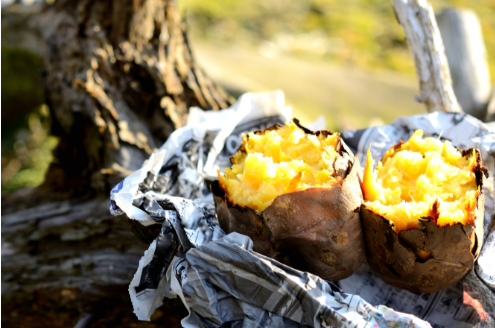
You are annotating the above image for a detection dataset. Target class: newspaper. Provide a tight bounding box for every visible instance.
[173,232,430,328]
[110,91,494,327]
[476,230,495,291]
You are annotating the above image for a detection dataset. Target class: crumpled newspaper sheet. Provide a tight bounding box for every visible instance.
[110,91,494,327]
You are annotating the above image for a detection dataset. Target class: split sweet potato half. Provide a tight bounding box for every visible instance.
[361,130,486,293]
[213,119,366,281]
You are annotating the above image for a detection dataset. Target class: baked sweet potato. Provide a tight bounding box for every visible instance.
[361,130,486,293]
[213,119,366,281]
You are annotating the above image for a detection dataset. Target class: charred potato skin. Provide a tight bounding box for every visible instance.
[361,148,486,294]
[213,121,367,281]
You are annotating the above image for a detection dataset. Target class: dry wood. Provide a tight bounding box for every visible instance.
[392,0,462,113]
[2,0,232,325]
[1,189,152,318]
[436,8,493,121]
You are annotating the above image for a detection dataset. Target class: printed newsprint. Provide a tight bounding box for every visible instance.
[110,91,494,327]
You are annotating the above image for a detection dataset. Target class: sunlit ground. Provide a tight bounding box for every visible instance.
[192,39,424,131]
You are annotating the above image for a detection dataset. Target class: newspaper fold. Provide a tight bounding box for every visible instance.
[110,91,495,327]
[175,232,430,327]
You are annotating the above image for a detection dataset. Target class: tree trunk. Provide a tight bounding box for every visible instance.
[37,0,233,193]
[2,0,233,326]
[436,8,493,121]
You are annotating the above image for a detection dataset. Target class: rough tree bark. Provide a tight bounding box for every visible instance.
[392,0,462,113]
[2,0,233,326]
[38,0,233,192]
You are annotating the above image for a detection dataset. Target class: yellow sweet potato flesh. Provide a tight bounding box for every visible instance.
[363,130,478,233]
[219,121,341,212]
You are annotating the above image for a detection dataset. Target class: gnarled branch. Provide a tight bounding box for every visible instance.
[392,0,462,113]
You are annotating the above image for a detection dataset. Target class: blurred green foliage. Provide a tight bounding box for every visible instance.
[2,46,44,107]
[2,47,58,193]
[180,0,495,79]
[1,105,59,193]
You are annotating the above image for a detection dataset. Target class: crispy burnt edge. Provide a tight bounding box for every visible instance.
[369,144,486,239]
[361,197,484,293]
[213,119,358,258]
[376,141,487,227]
[361,146,487,293]
[459,148,489,188]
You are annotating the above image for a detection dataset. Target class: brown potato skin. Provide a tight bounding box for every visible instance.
[213,128,367,281]
[361,147,486,294]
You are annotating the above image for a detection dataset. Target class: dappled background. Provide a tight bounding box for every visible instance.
[2,0,494,209]
[180,0,495,125]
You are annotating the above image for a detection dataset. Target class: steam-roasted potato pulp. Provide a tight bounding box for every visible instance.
[214,119,367,281]
[363,130,479,232]
[219,121,342,212]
